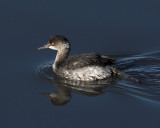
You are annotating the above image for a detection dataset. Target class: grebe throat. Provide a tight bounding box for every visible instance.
[52,48,70,70]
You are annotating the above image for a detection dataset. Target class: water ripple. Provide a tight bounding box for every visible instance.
[37,51,160,104]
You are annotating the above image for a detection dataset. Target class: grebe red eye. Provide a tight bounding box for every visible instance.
[51,43,54,46]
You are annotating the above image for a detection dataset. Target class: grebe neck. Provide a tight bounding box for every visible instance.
[52,49,69,70]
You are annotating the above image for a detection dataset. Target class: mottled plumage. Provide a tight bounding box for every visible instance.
[58,53,115,70]
[38,35,116,81]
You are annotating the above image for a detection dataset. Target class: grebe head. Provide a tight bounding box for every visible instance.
[38,35,71,70]
[38,35,70,52]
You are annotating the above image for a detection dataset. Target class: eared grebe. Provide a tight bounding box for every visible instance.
[38,35,117,81]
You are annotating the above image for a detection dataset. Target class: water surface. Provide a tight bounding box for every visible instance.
[1,0,160,128]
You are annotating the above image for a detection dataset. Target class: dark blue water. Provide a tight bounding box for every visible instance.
[1,0,160,128]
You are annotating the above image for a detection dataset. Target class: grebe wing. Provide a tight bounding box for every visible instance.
[60,53,115,70]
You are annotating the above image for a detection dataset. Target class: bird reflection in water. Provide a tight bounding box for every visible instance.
[39,66,115,106]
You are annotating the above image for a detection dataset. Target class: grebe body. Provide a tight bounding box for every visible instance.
[38,35,116,81]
